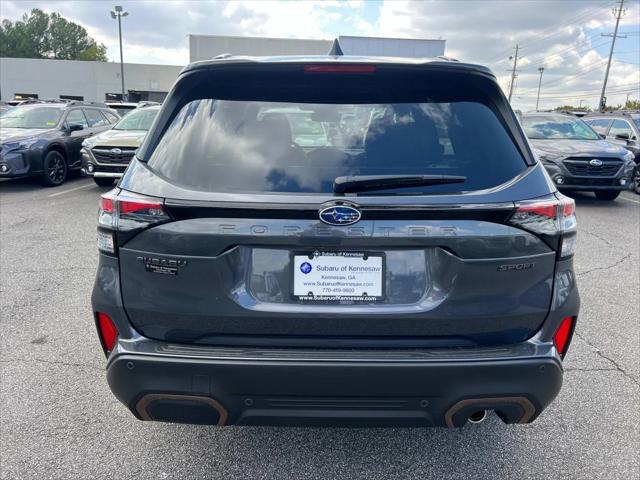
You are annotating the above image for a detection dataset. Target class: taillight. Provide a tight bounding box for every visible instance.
[304,64,376,74]
[96,312,118,354]
[510,194,577,258]
[553,316,576,358]
[97,189,170,254]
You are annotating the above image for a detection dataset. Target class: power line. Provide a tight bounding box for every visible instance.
[540,59,608,88]
[481,3,614,65]
[524,36,611,67]
[518,3,615,51]
[517,81,638,96]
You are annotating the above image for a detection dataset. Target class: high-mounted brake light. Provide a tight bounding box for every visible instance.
[96,312,118,354]
[553,316,575,358]
[304,64,376,74]
[509,194,577,257]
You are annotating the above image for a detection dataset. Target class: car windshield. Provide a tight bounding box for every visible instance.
[147,99,527,195]
[0,106,63,129]
[114,108,159,131]
[522,115,600,140]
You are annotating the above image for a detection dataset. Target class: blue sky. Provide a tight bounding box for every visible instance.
[1,0,638,110]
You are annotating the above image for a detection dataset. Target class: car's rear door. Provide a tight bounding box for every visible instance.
[114,61,560,348]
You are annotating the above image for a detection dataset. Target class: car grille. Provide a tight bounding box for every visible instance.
[91,146,137,164]
[563,157,622,177]
[94,164,127,173]
[564,178,619,186]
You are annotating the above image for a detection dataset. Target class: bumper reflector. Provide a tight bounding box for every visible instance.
[553,316,575,358]
[97,312,118,353]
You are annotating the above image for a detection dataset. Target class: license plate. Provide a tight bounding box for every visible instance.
[292,252,384,302]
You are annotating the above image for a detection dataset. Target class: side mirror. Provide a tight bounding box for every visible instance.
[615,132,630,141]
[67,123,84,132]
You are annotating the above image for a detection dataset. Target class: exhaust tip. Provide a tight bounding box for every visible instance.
[467,410,488,424]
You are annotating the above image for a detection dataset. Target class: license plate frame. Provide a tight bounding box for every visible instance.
[291,251,385,303]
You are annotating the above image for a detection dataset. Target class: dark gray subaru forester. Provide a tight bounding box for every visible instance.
[92,55,579,428]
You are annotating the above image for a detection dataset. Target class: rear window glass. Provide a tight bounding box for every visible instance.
[147,99,527,195]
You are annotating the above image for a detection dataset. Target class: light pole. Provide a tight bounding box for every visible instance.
[110,6,128,101]
[535,67,544,111]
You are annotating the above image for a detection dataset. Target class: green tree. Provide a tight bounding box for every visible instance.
[553,105,592,112]
[0,8,107,61]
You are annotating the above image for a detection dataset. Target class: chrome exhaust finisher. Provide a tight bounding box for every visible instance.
[467,410,488,424]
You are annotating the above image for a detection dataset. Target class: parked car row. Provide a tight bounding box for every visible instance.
[1,91,638,199]
[521,112,638,200]
[0,99,160,186]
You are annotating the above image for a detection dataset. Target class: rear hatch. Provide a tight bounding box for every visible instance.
[110,60,563,348]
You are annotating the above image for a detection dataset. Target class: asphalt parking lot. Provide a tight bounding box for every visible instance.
[1,176,638,480]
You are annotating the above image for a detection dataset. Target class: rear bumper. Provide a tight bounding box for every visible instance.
[106,341,564,427]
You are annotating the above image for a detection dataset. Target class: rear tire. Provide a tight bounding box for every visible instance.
[93,177,115,187]
[40,150,68,187]
[594,190,620,201]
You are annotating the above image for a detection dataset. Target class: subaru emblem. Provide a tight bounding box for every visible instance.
[589,158,603,167]
[319,204,361,226]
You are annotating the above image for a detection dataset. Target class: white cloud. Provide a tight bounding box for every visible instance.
[2,0,638,109]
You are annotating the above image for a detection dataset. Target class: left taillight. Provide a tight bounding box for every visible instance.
[96,312,119,355]
[553,316,576,359]
[97,189,170,255]
[509,193,577,258]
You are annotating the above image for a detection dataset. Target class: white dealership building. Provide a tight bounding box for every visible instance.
[0,35,446,103]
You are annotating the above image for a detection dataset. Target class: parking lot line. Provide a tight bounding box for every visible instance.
[47,183,94,198]
[619,195,640,205]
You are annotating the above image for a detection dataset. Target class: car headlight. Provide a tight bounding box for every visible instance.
[81,139,94,149]
[2,137,38,151]
[533,149,563,163]
[623,150,635,163]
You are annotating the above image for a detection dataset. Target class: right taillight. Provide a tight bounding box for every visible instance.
[97,189,170,254]
[510,194,577,258]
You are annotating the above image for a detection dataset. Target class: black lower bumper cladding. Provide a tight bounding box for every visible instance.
[107,350,563,428]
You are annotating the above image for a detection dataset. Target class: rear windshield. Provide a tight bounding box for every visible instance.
[147,99,527,195]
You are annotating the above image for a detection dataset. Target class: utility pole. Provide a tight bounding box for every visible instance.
[599,0,626,111]
[110,6,129,101]
[507,44,520,102]
[535,67,545,111]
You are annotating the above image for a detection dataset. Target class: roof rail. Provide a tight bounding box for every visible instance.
[67,100,109,108]
[213,53,233,59]
[137,101,161,108]
[15,99,45,105]
[437,55,459,62]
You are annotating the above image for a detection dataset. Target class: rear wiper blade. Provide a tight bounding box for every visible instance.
[333,174,467,194]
